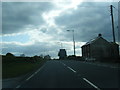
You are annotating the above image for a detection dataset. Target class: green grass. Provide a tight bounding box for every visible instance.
[2,60,47,79]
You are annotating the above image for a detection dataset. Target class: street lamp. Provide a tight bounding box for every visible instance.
[67,30,75,56]
[57,42,63,49]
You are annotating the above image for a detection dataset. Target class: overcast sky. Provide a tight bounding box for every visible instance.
[1,0,119,58]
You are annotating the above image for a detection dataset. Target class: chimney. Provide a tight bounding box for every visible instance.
[98,33,102,37]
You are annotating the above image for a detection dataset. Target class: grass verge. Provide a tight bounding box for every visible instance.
[2,60,47,79]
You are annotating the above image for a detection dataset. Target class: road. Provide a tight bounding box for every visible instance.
[13,60,120,89]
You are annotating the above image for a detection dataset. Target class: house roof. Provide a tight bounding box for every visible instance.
[110,42,119,46]
[81,34,108,47]
[81,34,119,47]
[85,37,99,45]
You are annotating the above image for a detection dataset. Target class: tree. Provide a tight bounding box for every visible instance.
[44,55,51,60]
[4,53,15,63]
[6,53,14,57]
[20,54,25,57]
[40,54,43,58]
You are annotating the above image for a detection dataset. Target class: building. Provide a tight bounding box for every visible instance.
[81,34,119,60]
[58,49,67,59]
[44,55,51,60]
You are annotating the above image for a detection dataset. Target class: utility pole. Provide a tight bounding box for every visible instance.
[118,2,120,46]
[110,5,116,43]
[73,30,75,56]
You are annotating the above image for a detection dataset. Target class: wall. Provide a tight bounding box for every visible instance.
[90,37,111,59]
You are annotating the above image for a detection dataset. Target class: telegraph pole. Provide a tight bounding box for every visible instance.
[118,2,120,46]
[110,5,116,43]
[73,30,75,56]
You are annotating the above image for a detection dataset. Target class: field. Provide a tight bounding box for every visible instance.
[2,59,47,79]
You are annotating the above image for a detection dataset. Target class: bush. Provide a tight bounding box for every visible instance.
[2,53,15,63]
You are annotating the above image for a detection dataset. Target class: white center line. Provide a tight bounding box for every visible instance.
[83,78,101,90]
[60,62,66,66]
[63,63,66,66]
[67,66,77,73]
[60,62,77,73]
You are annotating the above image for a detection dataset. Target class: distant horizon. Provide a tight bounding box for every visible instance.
[1,1,120,58]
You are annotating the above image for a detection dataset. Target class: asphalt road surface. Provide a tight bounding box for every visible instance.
[14,60,120,89]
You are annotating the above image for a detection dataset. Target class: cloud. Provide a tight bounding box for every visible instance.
[2,2,54,34]
[54,2,118,42]
[2,40,86,58]
[2,41,67,58]
[1,1,119,57]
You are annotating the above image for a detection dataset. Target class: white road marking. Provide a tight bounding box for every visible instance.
[67,66,77,73]
[16,69,40,88]
[63,63,66,66]
[60,62,66,66]
[60,62,77,73]
[83,78,101,90]
[26,63,46,81]
[26,73,35,81]
[26,68,41,81]
[35,68,41,74]
[16,85,21,88]
[15,63,47,88]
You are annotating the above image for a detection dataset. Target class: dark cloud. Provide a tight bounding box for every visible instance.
[118,1,120,43]
[2,2,54,34]
[1,2,119,57]
[55,2,118,42]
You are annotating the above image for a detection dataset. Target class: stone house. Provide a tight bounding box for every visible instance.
[81,34,119,60]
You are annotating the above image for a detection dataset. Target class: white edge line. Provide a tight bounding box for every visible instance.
[16,85,21,88]
[83,78,101,90]
[26,74,35,81]
[35,68,41,74]
[26,63,46,81]
[67,66,76,73]
[15,63,46,88]
[16,69,39,88]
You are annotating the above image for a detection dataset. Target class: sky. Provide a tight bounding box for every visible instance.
[1,0,120,58]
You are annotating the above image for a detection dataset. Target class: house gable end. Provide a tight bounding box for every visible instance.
[90,37,110,46]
